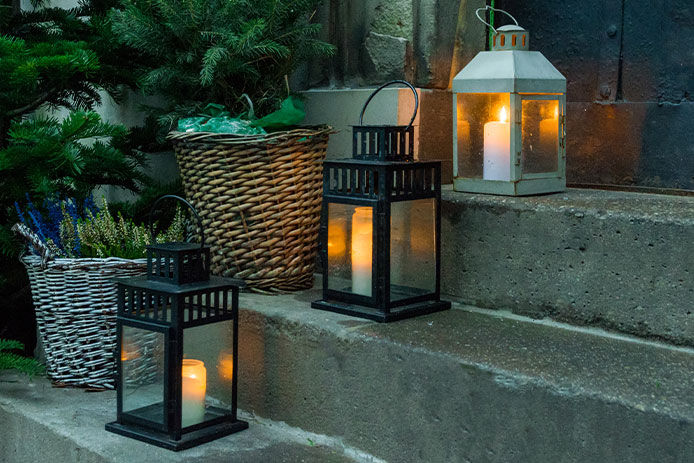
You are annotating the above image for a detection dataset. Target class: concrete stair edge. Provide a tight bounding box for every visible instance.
[237,288,694,462]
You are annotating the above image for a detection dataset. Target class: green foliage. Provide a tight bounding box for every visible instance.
[110,179,184,224]
[0,112,147,256]
[0,338,43,375]
[0,0,156,350]
[110,0,335,128]
[0,0,140,137]
[0,0,141,115]
[0,35,101,132]
[16,196,186,259]
[76,198,185,258]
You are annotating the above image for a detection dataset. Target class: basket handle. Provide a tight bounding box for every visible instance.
[358,80,419,131]
[12,223,55,268]
[148,195,205,249]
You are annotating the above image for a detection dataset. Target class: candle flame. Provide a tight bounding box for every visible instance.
[554,106,559,119]
[499,106,508,123]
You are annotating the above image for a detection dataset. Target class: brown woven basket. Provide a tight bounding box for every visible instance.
[21,254,147,389]
[168,127,331,292]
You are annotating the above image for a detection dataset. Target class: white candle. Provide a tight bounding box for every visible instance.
[327,215,347,260]
[483,106,511,181]
[181,359,206,427]
[539,107,559,153]
[456,119,470,157]
[351,207,372,296]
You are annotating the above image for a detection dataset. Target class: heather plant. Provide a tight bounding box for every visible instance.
[14,194,97,257]
[16,196,185,259]
[77,198,185,258]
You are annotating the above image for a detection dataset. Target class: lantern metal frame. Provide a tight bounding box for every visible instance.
[312,81,451,322]
[452,6,567,196]
[106,195,248,451]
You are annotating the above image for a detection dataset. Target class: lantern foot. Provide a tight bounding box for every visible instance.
[105,418,248,451]
[311,299,451,323]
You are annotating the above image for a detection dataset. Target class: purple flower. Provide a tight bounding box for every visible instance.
[14,202,26,225]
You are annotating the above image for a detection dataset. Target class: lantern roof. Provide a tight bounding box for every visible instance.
[452,50,566,94]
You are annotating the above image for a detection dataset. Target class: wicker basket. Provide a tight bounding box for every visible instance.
[168,127,331,292]
[21,254,147,389]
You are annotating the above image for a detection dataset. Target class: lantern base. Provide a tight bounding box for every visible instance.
[453,176,566,196]
[311,298,450,322]
[105,418,248,451]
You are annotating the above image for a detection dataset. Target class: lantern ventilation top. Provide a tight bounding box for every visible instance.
[476,6,529,51]
[352,80,418,162]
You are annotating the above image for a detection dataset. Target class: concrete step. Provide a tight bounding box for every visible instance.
[304,87,693,345]
[441,187,694,346]
[0,377,374,463]
[237,288,694,463]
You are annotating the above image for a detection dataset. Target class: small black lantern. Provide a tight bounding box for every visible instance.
[312,81,451,322]
[106,195,247,451]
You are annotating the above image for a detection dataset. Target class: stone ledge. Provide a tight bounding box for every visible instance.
[2,291,692,462]
[443,187,694,225]
[0,377,364,463]
[441,187,694,345]
[237,289,694,462]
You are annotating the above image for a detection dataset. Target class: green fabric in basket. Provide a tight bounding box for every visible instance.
[251,95,305,129]
[178,116,266,135]
[177,96,305,134]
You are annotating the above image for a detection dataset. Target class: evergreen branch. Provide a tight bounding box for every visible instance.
[5,88,55,118]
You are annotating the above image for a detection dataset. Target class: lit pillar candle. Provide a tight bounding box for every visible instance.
[181,359,206,427]
[351,207,372,296]
[327,216,347,260]
[218,352,234,381]
[539,106,559,153]
[483,106,511,180]
[456,119,470,158]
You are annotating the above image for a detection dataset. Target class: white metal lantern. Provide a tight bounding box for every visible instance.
[452,7,567,196]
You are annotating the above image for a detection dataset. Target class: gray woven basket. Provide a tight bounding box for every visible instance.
[21,255,147,389]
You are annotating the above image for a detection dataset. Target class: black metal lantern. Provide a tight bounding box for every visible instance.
[312,81,451,322]
[106,195,247,451]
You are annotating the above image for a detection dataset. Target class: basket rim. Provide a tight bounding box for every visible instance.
[167,125,333,145]
[22,254,147,270]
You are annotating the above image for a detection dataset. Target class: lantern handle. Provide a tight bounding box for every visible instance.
[359,80,418,131]
[475,5,518,34]
[148,195,205,250]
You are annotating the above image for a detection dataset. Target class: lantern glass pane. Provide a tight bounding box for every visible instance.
[390,198,436,301]
[182,320,235,428]
[121,326,166,425]
[327,203,373,297]
[455,93,511,180]
[521,99,559,174]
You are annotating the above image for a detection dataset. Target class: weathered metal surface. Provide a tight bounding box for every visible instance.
[566,101,694,189]
[621,0,694,103]
[496,0,694,189]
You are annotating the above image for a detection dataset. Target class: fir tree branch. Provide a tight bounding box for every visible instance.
[6,88,56,118]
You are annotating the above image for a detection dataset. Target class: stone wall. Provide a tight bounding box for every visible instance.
[294,0,487,89]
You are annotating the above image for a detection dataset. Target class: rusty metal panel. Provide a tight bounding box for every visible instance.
[497,0,603,102]
[621,0,694,103]
[566,102,694,189]
[498,0,693,190]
